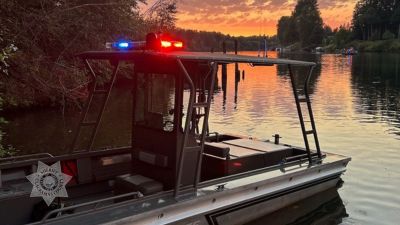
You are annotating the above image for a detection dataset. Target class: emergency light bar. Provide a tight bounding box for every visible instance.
[106,33,184,51]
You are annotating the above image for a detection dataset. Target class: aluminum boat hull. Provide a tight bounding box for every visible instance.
[39,153,349,225]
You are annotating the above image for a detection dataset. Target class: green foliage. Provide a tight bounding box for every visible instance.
[352,0,400,40]
[0,0,177,110]
[277,0,324,49]
[173,29,278,52]
[277,16,298,45]
[292,0,324,48]
[0,97,16,158]
[334,26,353,48]
[0,43,18,75]
[146,0,177,32]
[350,39,400,52]
[382,30,396,40]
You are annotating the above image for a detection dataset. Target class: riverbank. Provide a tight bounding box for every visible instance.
[323,39,400,53]
[281,39,400,53]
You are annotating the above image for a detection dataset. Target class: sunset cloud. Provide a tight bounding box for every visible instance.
[143,0,358,36]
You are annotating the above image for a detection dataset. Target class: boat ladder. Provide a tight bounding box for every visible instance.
[174,60,218,198]
[288,65,322,164]
[70,60,120,153]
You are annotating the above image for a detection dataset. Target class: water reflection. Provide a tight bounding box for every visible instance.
[212,52,400,140]
[350,53,400,135]
[277,53,322,96]
[247,188,347,225]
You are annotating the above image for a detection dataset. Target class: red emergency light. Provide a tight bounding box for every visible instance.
[146,33,184,51]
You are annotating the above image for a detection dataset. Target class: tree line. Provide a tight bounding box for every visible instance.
[277,0,324,49]
[277,0,400,50]
[172,29,278,52]
[353,0,400,40]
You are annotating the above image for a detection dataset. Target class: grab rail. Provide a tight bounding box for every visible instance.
[41,191,143,223]
[0,153,54,164]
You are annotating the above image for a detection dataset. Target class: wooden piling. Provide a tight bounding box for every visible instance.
[222,41,227,99]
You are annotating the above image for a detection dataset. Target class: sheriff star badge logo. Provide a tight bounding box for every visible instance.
[26,161,72,206]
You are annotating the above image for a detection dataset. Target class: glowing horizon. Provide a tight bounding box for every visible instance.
[143,0,357,37]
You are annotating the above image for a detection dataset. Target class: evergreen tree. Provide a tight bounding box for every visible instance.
[352,0,399,40]
[292,0,324,48]
[276,0,324,48]
[277,16,298,45]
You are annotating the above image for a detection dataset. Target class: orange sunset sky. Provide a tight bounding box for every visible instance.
[142,0,358,36]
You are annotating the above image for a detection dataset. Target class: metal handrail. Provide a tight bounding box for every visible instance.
[41,191,143,223]
[288,64,322,164]
[0,153,54,164]
[194,62,217,190]
[0,147,131,169]
[174,59,196,198]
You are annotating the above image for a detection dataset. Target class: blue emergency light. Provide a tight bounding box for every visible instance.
[117,42,130,48]
[112,41,133,50]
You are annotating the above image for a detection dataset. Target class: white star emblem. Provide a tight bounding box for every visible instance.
[26,161,72,206]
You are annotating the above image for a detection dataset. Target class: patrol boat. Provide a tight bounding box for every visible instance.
[0,33,350,225]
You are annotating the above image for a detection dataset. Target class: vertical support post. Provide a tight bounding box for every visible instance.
[234,39,238,55]
[234,39,240,78]
[264,36,268,58]
[175,59,195,198]
[288,65,312,164]
[131,70,138,150]
[234,39,240,104]
[194,62,218,190]
[221,41,227,102]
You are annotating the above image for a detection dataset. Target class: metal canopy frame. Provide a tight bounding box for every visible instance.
[70,59,120,153]
[174,59,218,197]
[287,65,322,163]
[73,50,322,199]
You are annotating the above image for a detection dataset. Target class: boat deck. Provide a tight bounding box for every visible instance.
[220,139,291,157]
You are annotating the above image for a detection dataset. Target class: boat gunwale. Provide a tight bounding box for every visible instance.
[32,152,349,225]
[27,151,350,224]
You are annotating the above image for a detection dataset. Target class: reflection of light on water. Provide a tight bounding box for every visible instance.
[208,52,400,225]
[247,188,347,225]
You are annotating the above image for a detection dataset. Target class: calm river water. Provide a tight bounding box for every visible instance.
[3,52,400,225]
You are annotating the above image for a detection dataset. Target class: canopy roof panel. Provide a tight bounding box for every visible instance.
[76,51,316,66]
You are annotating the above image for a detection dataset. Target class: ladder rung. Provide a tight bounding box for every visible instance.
[93,90,108,94]
[81,121,97,126]
[184,146,201,151]
[193,103,208,108]
[305,130,314,135]
[298,97,307,102]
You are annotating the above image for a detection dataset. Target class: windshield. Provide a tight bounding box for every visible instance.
[134,73,175,132]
